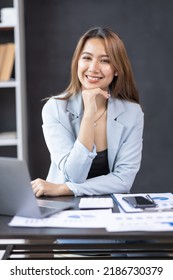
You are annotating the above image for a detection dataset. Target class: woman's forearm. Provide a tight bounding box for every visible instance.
[78,114,95,152]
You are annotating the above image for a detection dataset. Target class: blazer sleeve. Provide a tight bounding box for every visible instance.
[66,107,144,196]
[42,98,97,183]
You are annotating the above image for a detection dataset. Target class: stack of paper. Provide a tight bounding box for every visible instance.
[112,193,173,213]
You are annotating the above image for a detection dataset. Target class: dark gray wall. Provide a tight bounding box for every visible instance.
[24,0,173,193]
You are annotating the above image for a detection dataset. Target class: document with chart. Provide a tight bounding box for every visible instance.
[9,209,112,228]
[112,192,173,213]
[106,211,173,232]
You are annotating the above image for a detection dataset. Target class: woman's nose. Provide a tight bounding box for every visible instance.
[88,60,99,72]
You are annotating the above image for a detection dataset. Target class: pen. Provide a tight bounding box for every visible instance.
[146,194,155,203]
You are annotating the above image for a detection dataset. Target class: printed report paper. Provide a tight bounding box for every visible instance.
[9,209,112,228]
[106,211,173,232]
[112,192,173,213]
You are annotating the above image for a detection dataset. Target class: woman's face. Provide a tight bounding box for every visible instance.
[77,38,116,91]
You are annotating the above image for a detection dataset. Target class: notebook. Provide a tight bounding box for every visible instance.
[0,157,74,218]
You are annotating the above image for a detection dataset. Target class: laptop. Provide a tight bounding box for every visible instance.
[0,157,74,218]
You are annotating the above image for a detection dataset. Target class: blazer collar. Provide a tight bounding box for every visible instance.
[107,97,125,171]
[66,93,84,117]
[107,96,125,119]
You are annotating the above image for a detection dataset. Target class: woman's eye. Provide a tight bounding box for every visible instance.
[82,56,91,61]
[101,59,110,63]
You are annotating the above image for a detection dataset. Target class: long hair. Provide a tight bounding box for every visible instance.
[60,27,140,103]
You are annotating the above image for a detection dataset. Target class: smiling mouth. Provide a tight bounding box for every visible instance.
[86,75,102,81]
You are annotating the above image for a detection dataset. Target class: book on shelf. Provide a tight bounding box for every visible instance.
[0,44,6,73]
[0,43,15,81]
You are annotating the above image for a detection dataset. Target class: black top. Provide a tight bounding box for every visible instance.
[87,149,109,179]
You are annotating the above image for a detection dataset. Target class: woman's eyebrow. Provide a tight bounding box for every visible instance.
[81,51,109,58]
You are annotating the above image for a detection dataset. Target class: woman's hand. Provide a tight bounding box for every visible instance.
[31,178,73,197]
[82,88,109,116]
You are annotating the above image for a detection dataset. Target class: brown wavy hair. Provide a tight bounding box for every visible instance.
[59,27,140,103]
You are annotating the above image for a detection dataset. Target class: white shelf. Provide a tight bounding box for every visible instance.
[0,0,27,161]
[0,132,17,145]
[0,23,16,28]
[0,139,18,146]
[0,80,17,88]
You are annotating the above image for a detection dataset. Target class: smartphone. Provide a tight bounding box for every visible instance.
[122,196,156,208]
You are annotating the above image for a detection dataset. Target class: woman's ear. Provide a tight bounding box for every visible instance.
[115,72,118,76]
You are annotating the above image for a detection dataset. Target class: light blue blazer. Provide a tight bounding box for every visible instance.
[42,93,144,196]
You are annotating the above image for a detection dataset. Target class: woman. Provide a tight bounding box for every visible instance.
[31,27,144,197]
